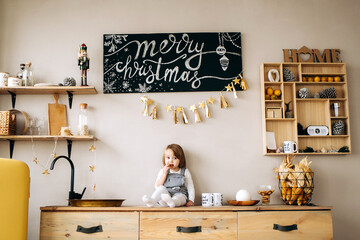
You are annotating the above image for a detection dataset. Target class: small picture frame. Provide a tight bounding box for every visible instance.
[266,107,282,118]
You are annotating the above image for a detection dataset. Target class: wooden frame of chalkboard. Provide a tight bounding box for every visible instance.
[103,32,242,93]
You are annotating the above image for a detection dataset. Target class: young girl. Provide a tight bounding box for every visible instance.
[142,144,195,208]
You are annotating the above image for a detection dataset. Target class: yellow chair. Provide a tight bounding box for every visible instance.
[0,158,30,240]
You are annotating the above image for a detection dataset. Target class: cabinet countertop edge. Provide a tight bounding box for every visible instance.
[40,205,332,212]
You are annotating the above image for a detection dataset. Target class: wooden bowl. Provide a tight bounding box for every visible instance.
[227,200,260,206]
[69,199,125,207]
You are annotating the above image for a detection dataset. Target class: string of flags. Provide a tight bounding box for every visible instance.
[140,73,248,124]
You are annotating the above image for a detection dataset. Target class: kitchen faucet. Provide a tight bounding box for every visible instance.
[50,155,86,204]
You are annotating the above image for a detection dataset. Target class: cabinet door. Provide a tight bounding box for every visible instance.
[140,212,237,240]
[40,212,139,240]
[238,211,333,240]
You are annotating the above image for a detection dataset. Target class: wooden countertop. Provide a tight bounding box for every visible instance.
[40,205,332,212]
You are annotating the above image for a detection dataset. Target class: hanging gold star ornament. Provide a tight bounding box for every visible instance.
[231,82,238,99]
[190,104,202,123]
[89,145,96,152]
[220,92,230,109]
[52,153,57,159]
[180,107,189,124]
[33,157,39,164]
[225,84,233,92]
[150,104,158,119]
[233,77,241,85]
[239,73,249,90]
[42,169,50,176]
[140,96,152,116]
[165,104,172,112]
[208,97,215,105]
[89,165,95,172]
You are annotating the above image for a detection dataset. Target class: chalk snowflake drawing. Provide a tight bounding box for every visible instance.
[103,80,117,93]
[122,81,130,89]
[104,34,128,53]
[135,83,152,93]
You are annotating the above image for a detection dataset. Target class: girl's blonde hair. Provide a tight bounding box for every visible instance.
[162,144,186,168]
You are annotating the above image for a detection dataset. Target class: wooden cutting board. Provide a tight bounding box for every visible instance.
[48,94,67,135]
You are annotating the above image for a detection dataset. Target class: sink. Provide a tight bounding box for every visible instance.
[69,199,125,207]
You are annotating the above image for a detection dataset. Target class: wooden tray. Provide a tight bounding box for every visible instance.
[227,200,259,206]
[69,199,125,207]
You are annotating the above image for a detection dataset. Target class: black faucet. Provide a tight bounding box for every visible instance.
[50,155,86,204]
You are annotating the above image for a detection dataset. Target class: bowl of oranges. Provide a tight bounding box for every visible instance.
[265,87,281,100]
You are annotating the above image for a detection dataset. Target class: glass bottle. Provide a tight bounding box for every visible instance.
[22,62,34,86]
[17,64,25,82]
[78,103,89,136]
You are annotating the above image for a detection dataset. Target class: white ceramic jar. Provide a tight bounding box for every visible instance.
[8,77,22,87]
[0,72,10,87]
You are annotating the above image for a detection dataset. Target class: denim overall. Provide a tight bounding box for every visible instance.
[164,168,188,198]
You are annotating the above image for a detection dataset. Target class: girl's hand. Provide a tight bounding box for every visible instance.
[186,200,194,207]
[163,164,171,173]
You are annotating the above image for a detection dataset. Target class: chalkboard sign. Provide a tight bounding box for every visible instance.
[103,32,242,93]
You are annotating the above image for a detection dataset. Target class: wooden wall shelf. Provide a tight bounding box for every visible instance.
[0,135,95,141]
[261,63,351,155]
[0,86,97,95]
[0,86,97,158]
[0,86,97,109]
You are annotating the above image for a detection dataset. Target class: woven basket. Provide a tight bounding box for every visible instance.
[0,111,16,135]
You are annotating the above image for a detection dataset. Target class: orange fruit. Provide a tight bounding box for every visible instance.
[266,87,274,95]
[334,76,341,82]
[302,77,307,82]
[265,94,271,100]
[308,77,314,82]
[321,77,327,82]
[274,89,282,96]
[328,77,334,82]
[270,95,278,100]
[314,76,321,82]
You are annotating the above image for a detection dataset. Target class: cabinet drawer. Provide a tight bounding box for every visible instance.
[40,212,139,239]
[140,212,237,239]
[238,211,333,240]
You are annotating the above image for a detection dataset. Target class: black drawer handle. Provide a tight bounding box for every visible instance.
[273,224,297,232]
[176,226,202,233]
[77,225,103,234]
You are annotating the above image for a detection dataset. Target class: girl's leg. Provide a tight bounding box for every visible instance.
[151,186,170,202]
[161,193,187,208]
[143,186,169,207]
[172,193,187,207]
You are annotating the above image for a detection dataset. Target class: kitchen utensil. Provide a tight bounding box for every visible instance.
[227,200,259,206]
[257,185,275,205]
[69,199,125,207]
[48,94,67,135]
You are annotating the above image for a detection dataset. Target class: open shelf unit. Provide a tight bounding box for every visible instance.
[0,86,97,158]
[261,63,351,155]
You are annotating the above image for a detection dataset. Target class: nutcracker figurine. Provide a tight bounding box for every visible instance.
[78,43,90,86]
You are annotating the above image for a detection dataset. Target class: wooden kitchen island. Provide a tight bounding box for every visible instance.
[40,205,333,239]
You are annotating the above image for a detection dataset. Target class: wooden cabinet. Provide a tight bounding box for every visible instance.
[140,212,237,239]
[261,63,351,155]
[40,205,333,240]
[40,211,139,239]
[238,211,333,240]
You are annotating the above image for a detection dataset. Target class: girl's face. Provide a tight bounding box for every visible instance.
[164,149,180,170]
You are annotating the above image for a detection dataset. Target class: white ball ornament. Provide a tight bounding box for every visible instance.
[236,189,251,201]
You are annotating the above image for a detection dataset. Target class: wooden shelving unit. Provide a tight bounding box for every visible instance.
[261,63,351,155]
[0,86,97,109]
[0,86,97,158]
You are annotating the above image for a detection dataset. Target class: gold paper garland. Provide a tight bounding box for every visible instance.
[139,74,248,124]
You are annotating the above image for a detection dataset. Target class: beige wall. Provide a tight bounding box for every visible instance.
[1,0,359,239]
